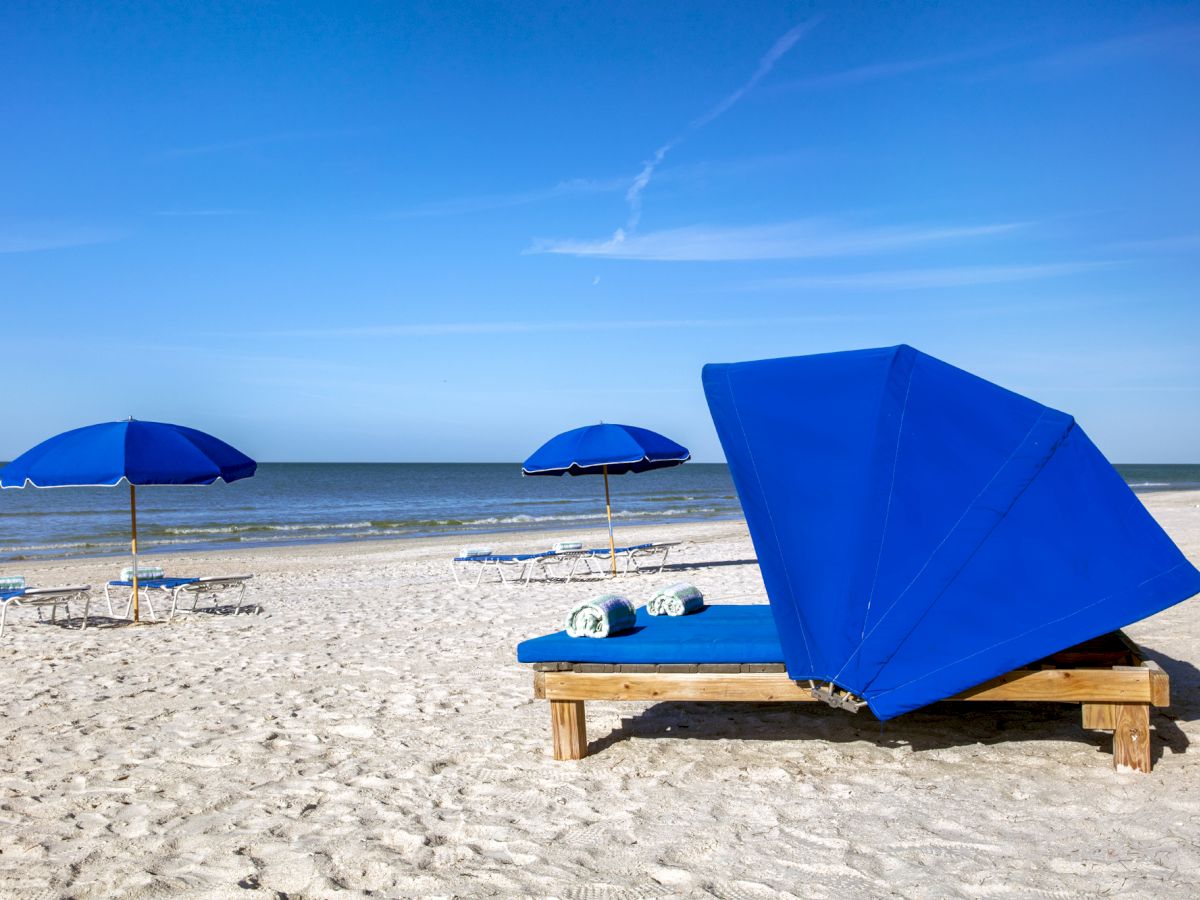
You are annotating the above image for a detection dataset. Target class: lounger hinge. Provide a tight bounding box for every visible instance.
[808,681,868,713]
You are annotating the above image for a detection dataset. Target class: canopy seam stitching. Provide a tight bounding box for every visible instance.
[869,561,1191,700]
[833,407,1060,685]
[859,349,915,642]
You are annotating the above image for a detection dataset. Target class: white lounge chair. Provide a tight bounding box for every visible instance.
[0,584,93,639]
[523,548,603,583]
[164,575,254,621]
[452,542,682,587]
[104,572,254,621]
[451,551,554,587]
[624,540,681,574]
[585,541,681,575]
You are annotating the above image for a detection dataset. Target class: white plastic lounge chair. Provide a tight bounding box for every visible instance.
[104,576,191,621]
[584,541,681,576]
[543,543,681,580]
[453,543,683,587]
[104,573,254,622]
[624,541,681,574]
[452,547,616,586]
[522,548,605,583]
[451,552,553,587]
[0,585,93,639]
[164,575,254,620]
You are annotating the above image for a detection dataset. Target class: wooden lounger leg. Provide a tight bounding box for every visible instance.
[550,700,588,760]
[1112,703,1152,773]
[1083,702,1153,772]
[1082,702,1118,730]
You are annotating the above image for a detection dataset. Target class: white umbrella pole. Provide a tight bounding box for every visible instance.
[129,482,140,623]
[603,465,616,576]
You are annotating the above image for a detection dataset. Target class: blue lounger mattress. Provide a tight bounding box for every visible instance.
[516,605,784,664]
[455,545,652,563]
[108,578,199,589]
[453,553,550,563]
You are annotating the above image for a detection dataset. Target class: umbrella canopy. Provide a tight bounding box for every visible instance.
[1,419,256,622]
[522,423,690,476]
[0,419,256,488]
[704,345,1200,720]
[522,424,690,573]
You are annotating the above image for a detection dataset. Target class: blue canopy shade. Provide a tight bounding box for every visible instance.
[704,345,1200,720]
[521,423,690,476]
[0,420,256,488]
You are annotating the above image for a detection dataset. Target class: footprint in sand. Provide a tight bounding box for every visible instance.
[330,723,374,739]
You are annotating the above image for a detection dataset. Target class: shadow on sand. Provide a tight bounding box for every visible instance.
[588,646,1199,766]
[30,603,262,632]
[660,558,759,572]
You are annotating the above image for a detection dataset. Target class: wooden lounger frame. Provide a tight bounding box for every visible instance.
[530,630,1170,772]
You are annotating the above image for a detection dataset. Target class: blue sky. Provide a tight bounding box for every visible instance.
[2,1,1198,462]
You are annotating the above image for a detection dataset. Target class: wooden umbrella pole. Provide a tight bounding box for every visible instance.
[603,465,616,576]
[129,482,140,623]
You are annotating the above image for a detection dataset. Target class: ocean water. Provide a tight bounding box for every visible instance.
[0,462,1195,562]
[0,463,739,562]
[1114,464,1200,493]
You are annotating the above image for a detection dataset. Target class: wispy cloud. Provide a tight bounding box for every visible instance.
[161,129,364,159]
[616,19,819,241]
[399,25,817,237]
[981,25,1200,79]
[383,176,628,219]
[768,26,1198,92]
[1109,233,1200,254]
[742,261,1110,291]
[266,312,862,339]
[685,21,820,132]
[528,220,1020,262]
[387,152,810,219]
[772,45,1007,92]
[0,225,124,254]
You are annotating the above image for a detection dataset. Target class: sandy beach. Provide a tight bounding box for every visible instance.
[0,491,1197,898]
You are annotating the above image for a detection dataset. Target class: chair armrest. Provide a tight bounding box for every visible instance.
[23,585,91,597]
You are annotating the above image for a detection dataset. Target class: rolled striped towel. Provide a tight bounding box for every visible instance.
[552,540,584,553]
[647,582,704,616]
[120,566,165,581]
[565,594,637,638]
[0,576,25,591]
[460,547,493,558]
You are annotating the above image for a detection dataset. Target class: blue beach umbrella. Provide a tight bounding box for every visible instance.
[522,423,690,574]
[0,419,256,623]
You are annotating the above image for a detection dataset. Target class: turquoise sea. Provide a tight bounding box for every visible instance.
[0,462,1195,562]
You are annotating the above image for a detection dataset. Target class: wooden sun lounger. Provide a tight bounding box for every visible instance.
[529,630,1170,772]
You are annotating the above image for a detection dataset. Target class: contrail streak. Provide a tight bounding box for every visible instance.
[616,18,818,242]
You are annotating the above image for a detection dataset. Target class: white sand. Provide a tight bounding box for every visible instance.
[1,492,1199,898]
